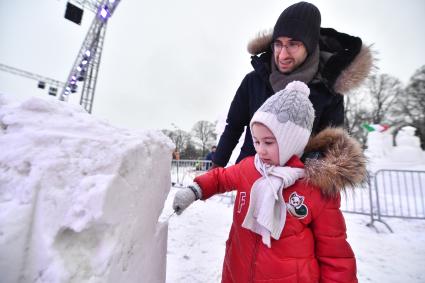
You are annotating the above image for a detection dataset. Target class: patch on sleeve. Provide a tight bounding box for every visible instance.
[286,192,308,219]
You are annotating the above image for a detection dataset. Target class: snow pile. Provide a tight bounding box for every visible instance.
[0,95,174,283]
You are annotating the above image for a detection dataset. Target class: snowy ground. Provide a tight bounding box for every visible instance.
[161,187,425,283]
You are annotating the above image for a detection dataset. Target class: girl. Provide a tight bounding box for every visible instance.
[173,81,365,283]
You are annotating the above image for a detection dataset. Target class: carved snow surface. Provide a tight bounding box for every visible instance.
[0,95,174,283]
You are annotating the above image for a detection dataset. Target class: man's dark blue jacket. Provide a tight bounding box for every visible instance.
[213,28,372,166]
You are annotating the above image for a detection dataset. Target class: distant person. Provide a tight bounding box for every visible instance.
[172,82,365,282]
[204,145,216,170]
[205,145,217,161]
[212,1,372,168]
[172,150,180,160]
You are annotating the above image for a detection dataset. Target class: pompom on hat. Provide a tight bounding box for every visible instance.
[250,81,315,166]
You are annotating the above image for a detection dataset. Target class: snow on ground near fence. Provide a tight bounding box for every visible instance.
[162,187,425,283]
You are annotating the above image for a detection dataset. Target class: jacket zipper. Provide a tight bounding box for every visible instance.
[249,235,260,283]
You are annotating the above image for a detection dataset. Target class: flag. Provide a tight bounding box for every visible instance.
[362,123,390,132]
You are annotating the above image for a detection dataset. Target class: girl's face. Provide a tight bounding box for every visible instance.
[252,123,279,166]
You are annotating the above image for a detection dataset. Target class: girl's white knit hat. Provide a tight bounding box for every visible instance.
[250,81,315,166]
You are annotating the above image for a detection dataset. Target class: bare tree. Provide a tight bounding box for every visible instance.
[162,128,190,154]
[344,70,425,149]
[180,142,201,160]
[403,65,425,148]
[344,90,371,146]
[366,74,403,124]
[343,74,403,147]
[192,120,217,157]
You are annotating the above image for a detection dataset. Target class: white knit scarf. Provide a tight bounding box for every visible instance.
[241,154,305,248]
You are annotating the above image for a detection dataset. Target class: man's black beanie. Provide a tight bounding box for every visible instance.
[272,2,321,54]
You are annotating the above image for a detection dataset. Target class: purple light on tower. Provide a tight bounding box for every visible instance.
[98,5,111,21]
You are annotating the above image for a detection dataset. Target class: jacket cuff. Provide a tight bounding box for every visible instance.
[188,183,203,200]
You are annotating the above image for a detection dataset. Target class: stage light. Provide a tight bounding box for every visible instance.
[38,81,46,89]
[99,5,111,20]
[84,50,91,57]
[48,87,58,96]
[64,2,83,25]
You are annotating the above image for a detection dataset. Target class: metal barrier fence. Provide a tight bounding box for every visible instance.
[171,159,213,187]
[367,169,425,232]
[340,183,373,216]
[171,159,236,204]
[170,160,425,232]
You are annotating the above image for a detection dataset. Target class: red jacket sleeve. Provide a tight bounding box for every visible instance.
[194,164,241,200]
[311,194,358,283]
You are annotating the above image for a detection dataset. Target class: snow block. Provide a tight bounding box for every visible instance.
[0,95,174,282]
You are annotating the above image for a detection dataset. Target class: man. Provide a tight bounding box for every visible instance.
[213,1,373,167]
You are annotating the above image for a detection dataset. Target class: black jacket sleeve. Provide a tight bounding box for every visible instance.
[309,82,345,135]
[213,75,251,167]
[316,93,344,133]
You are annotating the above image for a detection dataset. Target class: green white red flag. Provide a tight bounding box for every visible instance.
[362,123,390,132]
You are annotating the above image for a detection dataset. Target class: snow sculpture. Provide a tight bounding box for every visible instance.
[0,95,174,283]
[389,126,425,164]
[364,131,393,159]
[395,126,421,148]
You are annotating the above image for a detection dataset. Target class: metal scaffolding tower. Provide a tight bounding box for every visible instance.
[0,63,65,90]
[60,0,121,113]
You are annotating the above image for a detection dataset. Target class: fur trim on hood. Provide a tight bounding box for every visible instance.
[332,44,374,94]
[247,29,273,56]
[247,28,374,95]
[303,128,367,197]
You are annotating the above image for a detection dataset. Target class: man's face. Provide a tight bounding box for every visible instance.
[273,36,308,74]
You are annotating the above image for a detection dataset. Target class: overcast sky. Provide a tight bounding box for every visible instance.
[1,0,424,132]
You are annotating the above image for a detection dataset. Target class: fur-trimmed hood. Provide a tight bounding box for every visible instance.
[304,127,367,197]
[247,27,374,94]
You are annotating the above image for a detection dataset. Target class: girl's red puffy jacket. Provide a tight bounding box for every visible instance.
[194,155,357,283]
